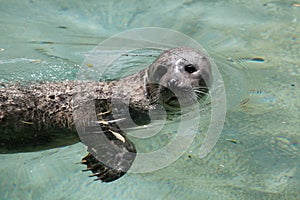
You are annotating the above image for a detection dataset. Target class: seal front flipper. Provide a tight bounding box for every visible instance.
[80,127,136,182]
[81,153,126,182]
[81,137,136,182]
[76,99,140,183]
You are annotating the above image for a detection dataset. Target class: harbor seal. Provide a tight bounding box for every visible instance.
[0,46,212,182]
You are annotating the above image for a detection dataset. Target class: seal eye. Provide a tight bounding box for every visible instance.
[185,64,197,73]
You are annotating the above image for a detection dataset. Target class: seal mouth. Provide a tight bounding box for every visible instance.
[166,96,180,107]
[150,84,207,109]
[161,86,206,109]
[159,86,183,108]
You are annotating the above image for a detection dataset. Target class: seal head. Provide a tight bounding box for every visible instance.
[145,47,212,109]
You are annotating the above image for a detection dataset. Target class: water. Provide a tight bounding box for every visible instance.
[1,0,300,199]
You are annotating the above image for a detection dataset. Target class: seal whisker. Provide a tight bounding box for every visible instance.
[149,88,161,104]
[193,89,209,96]
[193,86,209,92]
[193,88,210,101]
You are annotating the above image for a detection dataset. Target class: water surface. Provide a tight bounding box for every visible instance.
[0,0,299,199]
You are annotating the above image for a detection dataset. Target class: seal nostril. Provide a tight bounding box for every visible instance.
[169,79,177,87]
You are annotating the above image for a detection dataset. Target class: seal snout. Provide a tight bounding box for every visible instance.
[168,78,179,88]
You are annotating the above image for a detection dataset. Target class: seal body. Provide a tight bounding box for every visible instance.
[0,74,149,152]
[0,46,212,182]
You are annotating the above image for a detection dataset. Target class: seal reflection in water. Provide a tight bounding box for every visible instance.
[0,47,212,182]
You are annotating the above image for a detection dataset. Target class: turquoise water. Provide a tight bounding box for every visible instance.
[1,0,300,199]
